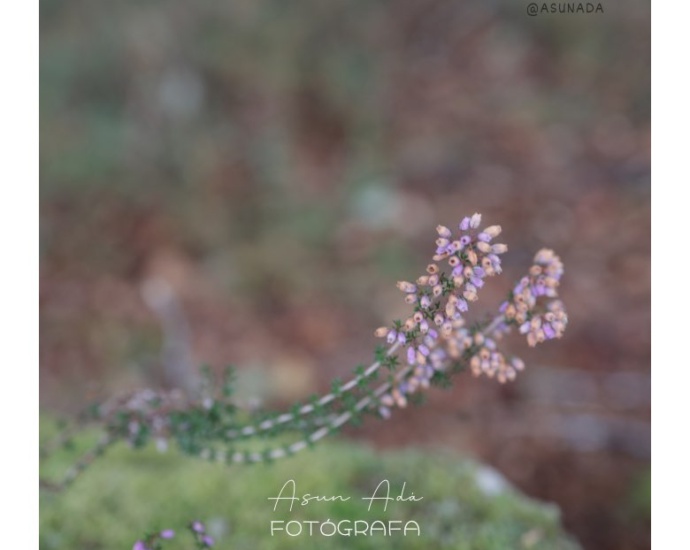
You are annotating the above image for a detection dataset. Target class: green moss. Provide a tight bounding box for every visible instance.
[40,418,579,549]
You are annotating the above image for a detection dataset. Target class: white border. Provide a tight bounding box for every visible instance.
[1,0,38,546]
[12,0,668,547]
[652,0,689,547]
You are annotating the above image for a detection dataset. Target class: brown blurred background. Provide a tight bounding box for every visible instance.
[40,1,650,548]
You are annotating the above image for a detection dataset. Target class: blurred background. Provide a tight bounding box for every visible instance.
[40,1,650,548]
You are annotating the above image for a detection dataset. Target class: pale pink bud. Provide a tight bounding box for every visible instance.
[529,265,543,277]
[396,281,417,293]
[463,289,478,302]
[484,225,501,237]
[441,321,453,336]
[476,241,491,253]
[436,225,452,238]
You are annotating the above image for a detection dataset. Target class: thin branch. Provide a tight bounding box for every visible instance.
[40,435,115,492]
[225,341,402,439]
[222,367,408,463]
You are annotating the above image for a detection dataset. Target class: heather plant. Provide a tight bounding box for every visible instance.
[40,213,567,489]
[40,213,568,547]
[132,521,214,550]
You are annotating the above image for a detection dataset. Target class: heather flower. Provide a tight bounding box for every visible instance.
[375,214,566,400]
[133,541,148,550]
[160,529,175,539]
[191,520,206,533]
[500,248,568,347]
[468,335,516,383]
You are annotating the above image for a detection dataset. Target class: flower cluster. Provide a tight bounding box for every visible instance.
[191,520,215,548]
[467,332,525,384]
[98,388,189,450]
[133,521,215,550]
[375,213,512,412]
[375,214,567,412]
[500,248,567,347]
[133,529,175,550]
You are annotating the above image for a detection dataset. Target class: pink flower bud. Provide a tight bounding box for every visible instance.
[436,225,452,238]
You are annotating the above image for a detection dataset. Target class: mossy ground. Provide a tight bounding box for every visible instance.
[40,417,579,549]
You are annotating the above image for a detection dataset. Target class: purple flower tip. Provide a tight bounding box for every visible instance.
[133,541,148,550]
[159,529,175,539]
[192,521,205,533]
[470,277,484,288]
[202,535,215,547]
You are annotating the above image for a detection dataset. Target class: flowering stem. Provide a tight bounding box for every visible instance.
[39,214,567,488]
[200,315,505,465]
